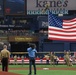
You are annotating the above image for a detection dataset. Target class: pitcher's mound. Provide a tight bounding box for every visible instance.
[0,71,22,75]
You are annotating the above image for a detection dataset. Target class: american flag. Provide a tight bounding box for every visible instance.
[48,11,76,41]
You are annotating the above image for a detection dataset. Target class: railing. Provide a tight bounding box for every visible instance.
[0,52,76,64]
[10,52,75,60]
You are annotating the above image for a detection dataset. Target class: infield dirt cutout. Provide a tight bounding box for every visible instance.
[0,67,76,75]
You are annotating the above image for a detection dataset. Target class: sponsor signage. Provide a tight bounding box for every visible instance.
[27,0,76,15]
[8,36,39,42]
[0,25,15,27]
[0,25,23,28]
[38,16,48,28]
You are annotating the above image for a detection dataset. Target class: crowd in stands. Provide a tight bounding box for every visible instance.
[0,29,48,36]
[0,30,38,36]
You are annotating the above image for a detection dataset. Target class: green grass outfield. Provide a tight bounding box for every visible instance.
[0,65,76,75]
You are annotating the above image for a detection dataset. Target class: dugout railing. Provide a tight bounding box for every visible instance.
[7,52,76,65]
[0,52,76,64]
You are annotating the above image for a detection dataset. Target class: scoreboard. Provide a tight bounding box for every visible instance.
[4,0,26,15]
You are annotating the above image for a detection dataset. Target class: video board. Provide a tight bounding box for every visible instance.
[4,0,26,15]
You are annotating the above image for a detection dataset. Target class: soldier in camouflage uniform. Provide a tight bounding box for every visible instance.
[64,50,72,66]
[0,45,10,72]
[49,52,55,65]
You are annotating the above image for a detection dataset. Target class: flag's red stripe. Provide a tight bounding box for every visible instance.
[63,18,76,22]
[48,37,76,41]
[63,23,76,26]
[48,27,76,32]
[48,33,76,37]
[63,24,76,27]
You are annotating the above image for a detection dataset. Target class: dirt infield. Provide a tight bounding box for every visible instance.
[1,67,76,71]
[0,71,22,75]
[0,67,76,70]
[0,67,76,75]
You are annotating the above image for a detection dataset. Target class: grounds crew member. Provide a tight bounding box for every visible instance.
[0,45,10,72]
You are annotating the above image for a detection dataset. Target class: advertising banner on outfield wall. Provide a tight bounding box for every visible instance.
[27,0,76,15]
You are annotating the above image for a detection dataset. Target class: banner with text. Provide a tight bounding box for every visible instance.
[27,0,76,15]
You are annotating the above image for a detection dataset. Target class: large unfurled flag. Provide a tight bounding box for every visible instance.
[48,11,76,41]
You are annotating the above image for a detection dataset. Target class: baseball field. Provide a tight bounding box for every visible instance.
[0,64,76,75]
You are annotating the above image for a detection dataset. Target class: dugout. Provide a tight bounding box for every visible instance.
[10,42,39,52]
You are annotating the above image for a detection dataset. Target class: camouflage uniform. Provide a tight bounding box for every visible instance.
[14,55,17,65]
[44,55,49,64]
[49,52,55,65]
[64,51,72,66]
[0,45,10,72]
